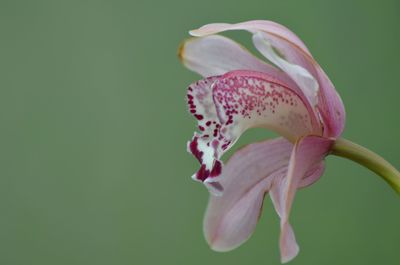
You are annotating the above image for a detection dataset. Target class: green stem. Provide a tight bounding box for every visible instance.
[331,138,400,195]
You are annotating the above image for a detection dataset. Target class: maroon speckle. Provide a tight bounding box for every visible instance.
[210,160,222,177]
[196,164,209,181]
[189,137,203,162]
[194,114,204,120]
[213,129,218,137]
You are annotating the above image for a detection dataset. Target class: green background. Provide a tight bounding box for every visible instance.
[1,0,399,264]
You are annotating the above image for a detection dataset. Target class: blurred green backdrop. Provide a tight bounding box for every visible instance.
[1,0,399,264]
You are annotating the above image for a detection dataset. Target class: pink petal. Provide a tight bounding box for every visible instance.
[178,35,281,78]
[278,136,334,263]
[299,162,325,188]
[189,20,346,137]
[252,32,319,109]
[269,162,325,263]
[253,32,345,138]
[187,71,321,193]
[189,20,311,56]
[203,138,325,252]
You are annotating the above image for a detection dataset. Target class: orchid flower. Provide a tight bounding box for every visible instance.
[178,20,400,263]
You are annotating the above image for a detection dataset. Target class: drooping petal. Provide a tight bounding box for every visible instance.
[187,70,321,194]
[203,138,325,252]
[277,136,334,263]
[269,162,325,263]
[189,20,346,137]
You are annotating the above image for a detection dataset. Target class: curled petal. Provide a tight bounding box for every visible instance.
[187,71,321,193]
[189,20,346,137]
[203,138,325,253]
[189,20,311,56]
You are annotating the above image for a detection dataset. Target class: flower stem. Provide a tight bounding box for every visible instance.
[331,138,400,195]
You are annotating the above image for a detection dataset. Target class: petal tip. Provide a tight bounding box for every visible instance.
[189,29,200,36]
[177,39,187,62]
[191,173,202,182]
[205,232,237,253]
[279,221,301,263]
[280,246,299,264]
[209,242,234,253]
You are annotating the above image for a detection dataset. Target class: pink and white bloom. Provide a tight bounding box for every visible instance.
[179,20,399,263]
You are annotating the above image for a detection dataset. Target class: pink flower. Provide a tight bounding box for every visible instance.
[179,20,400,263]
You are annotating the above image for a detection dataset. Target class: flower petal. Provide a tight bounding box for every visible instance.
[269,162,325,263]
[277,136,334,263]
[187,76,224,195]
[253,32,319,108]
[189,20,311,56]
[203,138,325,252]
[187,71,321,194]
[189,20,346,137]
[252,32,345,138]
[178,35,281,78]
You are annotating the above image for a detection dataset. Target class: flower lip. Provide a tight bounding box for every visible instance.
[216,70,322,137]
[187,69,324,195]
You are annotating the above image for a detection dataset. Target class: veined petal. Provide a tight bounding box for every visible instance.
[203,138,325,252]
[189,20,346,137]
[187,71,321,194]
[277,136,334,263]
